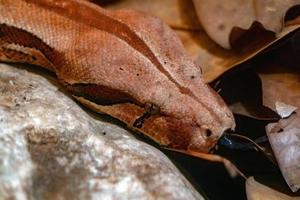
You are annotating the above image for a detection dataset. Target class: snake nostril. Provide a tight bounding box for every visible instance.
[204,129,212,138]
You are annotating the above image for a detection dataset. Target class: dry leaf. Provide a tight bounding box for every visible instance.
[175,26,270,82]
[193,0,254,49]
[176,24,300,82]
[256,55,300,116]
[259,70,300,114]
[100,0,201,30]
[193,0,300,49]
[214,32,300,119]
[266,111,300,192]
[246,177,297,200]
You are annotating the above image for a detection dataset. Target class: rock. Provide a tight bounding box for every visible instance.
[0,64,203,200]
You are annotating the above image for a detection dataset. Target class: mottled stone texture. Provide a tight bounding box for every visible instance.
[0,64,203,200]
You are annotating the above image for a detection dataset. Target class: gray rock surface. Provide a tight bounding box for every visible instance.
[0,64,203,200]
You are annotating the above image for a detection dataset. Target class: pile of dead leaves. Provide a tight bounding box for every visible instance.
[93,0,300,199]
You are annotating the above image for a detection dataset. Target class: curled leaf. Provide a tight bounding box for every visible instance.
[176,24,299,82]
[256,55,300,117]
[193,0,300,49]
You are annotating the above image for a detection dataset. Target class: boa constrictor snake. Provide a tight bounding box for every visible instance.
[0,0,240,174]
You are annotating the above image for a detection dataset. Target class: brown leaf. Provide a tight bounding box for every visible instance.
[176,24,300,82]
[266,111,300,192]
[259,68,300,117]
[255,46,300,117]
[193,0,300,49]
[191,2,300,83]
[213,30,300,119]
[100,0,201,30]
